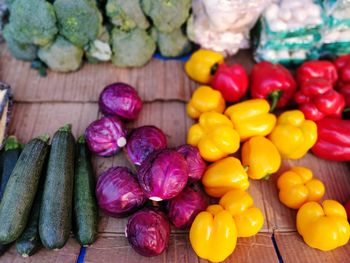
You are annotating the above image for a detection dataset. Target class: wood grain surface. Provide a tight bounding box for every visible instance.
[0,45,349,262]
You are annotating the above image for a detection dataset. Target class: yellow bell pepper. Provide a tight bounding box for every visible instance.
[190,204,237,263]
[187,86,225,119]
[241,136,281,180]
[277,166,325,209]
[297,200,350,251]
[268,110,317,159]
[185,49,224,84]
[202,157,249,197]
[219,189,264,237]
[187,112,240,162]
[225,99,276,141]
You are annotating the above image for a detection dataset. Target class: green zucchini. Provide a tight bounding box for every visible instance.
[0,135,49,244]
[39,124,75,249]
[0,136,22,201]
[15,173,45,257]
[73,136,98,246]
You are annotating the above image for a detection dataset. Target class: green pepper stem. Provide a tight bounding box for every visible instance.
[269,90,283,112]
[343,107,350,113]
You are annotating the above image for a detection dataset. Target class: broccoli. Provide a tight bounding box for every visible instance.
[38,36,84,73]
[7,0,57,46]
[111,27,156,67]
[3,25,38,61]
[85,26,112,63]
[151,27,192,57]
[141,0,191,33]
[54,0,103,47]
[106,0,149,30]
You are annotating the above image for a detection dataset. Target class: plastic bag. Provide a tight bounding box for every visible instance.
[324,0,350,28]
[263,0,325,39]
[187,0,273,56]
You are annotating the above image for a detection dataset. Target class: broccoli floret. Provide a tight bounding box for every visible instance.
[85,26,112,63]
[38,36,84,73]
[141,0,191,33]
[106,0,149,30]
[54,0,103,47]
[3,25,38,61]
[8,0,57,46]
[111,27,156,67]
[152,27,192,57]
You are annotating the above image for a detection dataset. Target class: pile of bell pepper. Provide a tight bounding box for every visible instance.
[184,49,350,261]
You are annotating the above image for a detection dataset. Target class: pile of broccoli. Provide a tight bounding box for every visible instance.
[2,0,192,73]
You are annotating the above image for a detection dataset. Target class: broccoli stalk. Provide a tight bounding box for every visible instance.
[38,36,84,73]
[111,27,156,68]
[141,0,191,33]
[106,0,149,30]
[3,25,38,61]
[7,0,58,46]
[54,0,103,47]
[151,27,192,57]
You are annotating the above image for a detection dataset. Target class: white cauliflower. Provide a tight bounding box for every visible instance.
[187,0,273,56]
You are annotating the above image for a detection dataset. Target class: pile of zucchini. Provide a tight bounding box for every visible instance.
[0,124,98,257]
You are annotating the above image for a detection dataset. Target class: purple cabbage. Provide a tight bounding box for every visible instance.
[125,208,170,257]
[166,186,207,229]
[138,149,188,201]
[96,167,147,217]
[126,126,167,166]
[99,82,142,121]
[176,144,206,182]
[85,116,126,157]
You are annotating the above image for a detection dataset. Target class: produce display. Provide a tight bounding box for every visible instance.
[1,1,350,262]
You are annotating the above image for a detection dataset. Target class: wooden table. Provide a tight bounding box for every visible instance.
[0,45,349,263]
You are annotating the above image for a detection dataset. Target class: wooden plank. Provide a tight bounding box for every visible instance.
[9,102,99,142]
[84,233,277,263]
[0,238,81,263]
[0,45,196,103]
[275,232,350,263]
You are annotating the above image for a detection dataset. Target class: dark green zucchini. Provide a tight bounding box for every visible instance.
[15,172,45,257]
[0,135,49,244]
[73,136,98,246]
[0,136,22,201]
[39,124,75,249]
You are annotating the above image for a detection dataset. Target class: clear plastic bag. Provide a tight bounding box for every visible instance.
[187,0,273,56]
[324,0,350,28]
[263,0,326,39]
[254,47,310,66]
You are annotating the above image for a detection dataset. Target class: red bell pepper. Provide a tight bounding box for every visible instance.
[338,82,350,106]
[334,54,350,72]
[295,79,345,121]
[335,55,350,106]
[250,61,297,111]
[311,118,350,161]
[296,60,338,86]
[210,63,248,102]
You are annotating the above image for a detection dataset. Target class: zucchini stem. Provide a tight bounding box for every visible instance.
[59,124,72,132]
[38,134,50,143]
[5,136,22,151]
[78,135,86,144]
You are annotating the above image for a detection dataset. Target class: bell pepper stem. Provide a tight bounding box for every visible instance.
[210,63,219,76]
[243,165,249,172]
[268,90,283,112]
[343,107,350,113]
